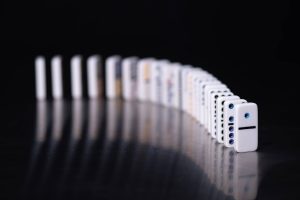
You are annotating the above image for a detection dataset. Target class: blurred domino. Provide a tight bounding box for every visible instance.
[105,55,122,99]
[71,55,83,99]
[51,55,63,99]
[137,58,154,101]
[87,55,102,98]
[35,56,47,100]
[150,59,169,104]
[122,57,138,100]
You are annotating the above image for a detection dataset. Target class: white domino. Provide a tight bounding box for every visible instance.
[216,95,240,143]
[223,99,247,147]
[71,55,83,99]
[35,56,47,100]
[87,55,102,98]
[234,103,258,152]
[137,58,154,101]
[208,89,233,137]
[204,84,227,131]
[105,55,122,99]
[122,57,138,100]
[51,55,63,99]
[170,63,181,109]
[150,60,169,104]
[199,80,220,124]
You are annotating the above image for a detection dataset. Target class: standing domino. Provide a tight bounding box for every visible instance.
[105,55,122,99]
[216,95,240,143]
[35,56,47,100]
[234,103,258,152]
[122,57,139,100]
[87,55,103,98]
[137,58,154,101]
[51,56,63,99]
[150,60,169,104]
[71,55,83,99]
[223,99,247,147]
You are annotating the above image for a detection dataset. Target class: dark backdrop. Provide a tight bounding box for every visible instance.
[1,0,300,122]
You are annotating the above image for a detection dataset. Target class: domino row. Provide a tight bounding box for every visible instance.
[35,55,258,153]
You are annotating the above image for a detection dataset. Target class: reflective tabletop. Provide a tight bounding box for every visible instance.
[1,100,300,200]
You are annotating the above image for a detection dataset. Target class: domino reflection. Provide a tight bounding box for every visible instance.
[23,100,260,200]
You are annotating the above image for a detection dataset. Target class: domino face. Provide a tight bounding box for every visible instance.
[137,58,154,101]
[51,56,63,99]
[35,56,47,100]
[204,84,227,130]
[223,99,247,147]
[234,103,258,152]
[199,80,220,124]
[170,63,181,109]
[105,55,122,99]
[122,57,138,100]
[87,55,103,98]
[208,88,232,137]
[71,55,83,99]
[216,96,240,144]
[150,60,168,103]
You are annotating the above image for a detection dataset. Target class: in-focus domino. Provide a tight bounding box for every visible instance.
[105,55,122,99]
[87,55,103,98]
[207,86,232,137]
[224,99,247,147]
[122,57,138,100]
[216,95,240,143]
[234,103,258,152]
[71,55,83,99]
[51,55,63,99]
[35,56,47,100]
[204,84,227,131]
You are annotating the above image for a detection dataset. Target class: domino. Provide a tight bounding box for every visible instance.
[191,70,210,120]
[195,73,215,122]
[180,66,192,112]
[234,103,258,152]
[87,55,103,98]
[150,59,169,104]
[71,55,83,99]
[105,55,122,99]
[223,99,247,147]
[203,83,226,130]
[199,80,220,124]
[122,57,139,100]
[137,58,154,101]
[207,86,232,137]
[216,95,240,144]
[51,55,63,99]
[169,63,181,109]
[35,56,47,100]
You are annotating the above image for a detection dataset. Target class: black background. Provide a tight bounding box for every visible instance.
[2,0,300,133]
[1,0,300,199]
[2,0,300,107]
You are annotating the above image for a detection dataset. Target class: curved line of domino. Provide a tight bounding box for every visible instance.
[34,55,258,152]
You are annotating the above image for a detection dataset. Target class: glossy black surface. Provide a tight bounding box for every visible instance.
[2,100,300,200]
